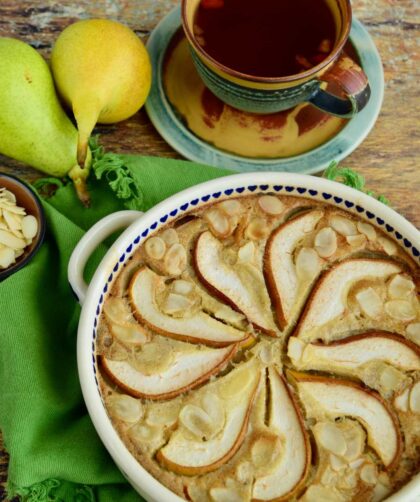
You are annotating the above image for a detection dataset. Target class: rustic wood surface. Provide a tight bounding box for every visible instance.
[0,0,418,499]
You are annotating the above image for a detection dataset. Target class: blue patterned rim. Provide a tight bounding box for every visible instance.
[91,185,419,389]
[145,6,384,174]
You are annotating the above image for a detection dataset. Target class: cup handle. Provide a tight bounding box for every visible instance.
[309,54,371,118]
[68,210,143,305]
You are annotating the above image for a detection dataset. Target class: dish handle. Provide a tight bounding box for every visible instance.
[68,210,143,304]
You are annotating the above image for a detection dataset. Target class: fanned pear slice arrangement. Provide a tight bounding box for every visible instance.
[194,231,277,336]
[291,372,403,470]
[100,343,237,400]
[96,192,420,501]
[252,368,311,502]
[293,258,404,342]
[156,360,262,475]
[129,267,250,347]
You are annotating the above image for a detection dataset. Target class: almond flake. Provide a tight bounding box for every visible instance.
[355,287,383,319]
[346,234,367,248]
[209,487,242,502]
[385,300,416,322]
[205,209,231,238]
[0,247,16,269]
[164,243,187,276]
[257,195,284,216]
[330,215,357,236]
[160,228,179,246]
[21,215,38,240]
[360,463,378,485]
[314,227,337,258]
[357,222,377,241]
[314,422,346,456]
[237,241,255,263]
[296,247,321,282]
[162,293,193,314]
[0,229,26,249]
[378,237,397,256]
[394,388,410,412]
[330,454,347,471]
[145,237,166,260]
[388,274,415,299]
[379,366,404,391]
[172,279,194,295]
[108,394,143,423]
[219,199,243,216]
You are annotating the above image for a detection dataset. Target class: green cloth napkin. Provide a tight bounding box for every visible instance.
[0,155,231,502]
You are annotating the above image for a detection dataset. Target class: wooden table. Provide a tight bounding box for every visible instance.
[0,0,418,499]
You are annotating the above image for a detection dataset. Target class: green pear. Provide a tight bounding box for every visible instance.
[0,37,91,205]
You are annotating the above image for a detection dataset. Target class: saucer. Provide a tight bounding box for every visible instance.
[145,6,384,174]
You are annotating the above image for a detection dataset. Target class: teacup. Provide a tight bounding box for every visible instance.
[181,0,371,117]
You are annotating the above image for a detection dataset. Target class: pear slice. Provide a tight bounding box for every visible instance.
[264,210,324,330]
[293,258,401,341]
[290,372,403,469]
[129,267,250,347]
[156,360,261,475]
[100,344,236,400]
[288,332,420,375]
[194,231,277,336]
[252,368,310,501]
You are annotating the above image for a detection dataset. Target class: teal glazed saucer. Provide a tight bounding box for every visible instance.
[145,6,384,174]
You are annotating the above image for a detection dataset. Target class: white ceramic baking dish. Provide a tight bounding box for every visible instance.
[69,172,420,502]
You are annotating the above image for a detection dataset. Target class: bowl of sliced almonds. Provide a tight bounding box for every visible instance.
[0,173,45,281]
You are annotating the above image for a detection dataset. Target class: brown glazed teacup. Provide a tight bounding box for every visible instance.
[182,0,371,117]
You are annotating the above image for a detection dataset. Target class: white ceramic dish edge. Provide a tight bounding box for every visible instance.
[71,172,420,502]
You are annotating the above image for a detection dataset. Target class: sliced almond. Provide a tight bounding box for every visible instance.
[321,467,339,486]
[409,382,420,413]
[360,463,378,484]
[314,227,337,258]
[251,434,282,471]
[21,215,38,240]
[164,243,187,276]
[406,323,420,344]
[162,293,193,315]
[145,236,166,260]
[346,234,367,248]
[237,241,255,263]
[258,195,284,216]
[357,222,377,241]
[209,487,242,502]
[145,402,180,427]
[107,394,143,423]
[205,209,231,238]
[110,323,149,345]
[385,300,416,322]
[329,215,357,236]
[245,217,270,241]
[103,297,133,325]
[0,229,26,249]
[129,423,162,442]
[0,247,16,268]
[236,461,253,483]
[329,454,347,471]
[348,457,365,470]
[313,422,346,456]
[258,343,277,365]
[342,425,365,461]
[172,279,194,296]
[219,199,243,216]
[179,404,214,440]
[3,210,22,232]
[379,365,405,392]
[160,228,179,246]
[0,189,16,204]
[378,237,397,256]
[394,388,410,412]
[355,287,384,319]
[388,274,415,299]
[295,247,321,282]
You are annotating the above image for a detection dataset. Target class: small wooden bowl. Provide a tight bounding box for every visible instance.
[0,173,46,282]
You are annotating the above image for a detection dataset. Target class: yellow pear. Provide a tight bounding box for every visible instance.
[51,19,152,165]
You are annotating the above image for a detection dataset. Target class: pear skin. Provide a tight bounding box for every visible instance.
[51,19,152,165]
[0,38,90,205]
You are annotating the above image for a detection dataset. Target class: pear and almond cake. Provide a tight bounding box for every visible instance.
[96,194,420,502]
